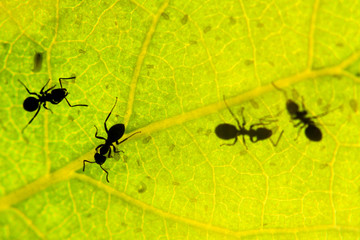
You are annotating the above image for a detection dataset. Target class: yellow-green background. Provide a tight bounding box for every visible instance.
[1,0,360,239]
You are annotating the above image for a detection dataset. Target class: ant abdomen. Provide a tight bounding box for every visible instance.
[215,123,238,140]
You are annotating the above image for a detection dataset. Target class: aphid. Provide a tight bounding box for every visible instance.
[83,98,141,182]
[215,97,283,149]
[19,77,88,132]
[32,52,44,72]
[271,82,330,141]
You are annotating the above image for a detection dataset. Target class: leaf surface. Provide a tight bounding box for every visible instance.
[0,0,360,239]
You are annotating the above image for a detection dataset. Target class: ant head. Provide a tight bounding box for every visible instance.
[254,128,272,141]
[286,100,299,115]
[23,97,39,112]
[215,123,238,140]
[305,125,322,141]
[94,153,106,165]
[51,89,67,104]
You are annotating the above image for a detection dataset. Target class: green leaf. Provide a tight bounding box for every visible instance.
[1,0,360,239]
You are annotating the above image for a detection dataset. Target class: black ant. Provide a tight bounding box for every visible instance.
[271,82,330,141]
[215,97,283,149]
[19,77,88,132]
[83,98,141,182]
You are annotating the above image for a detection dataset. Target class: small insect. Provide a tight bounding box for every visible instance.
[83,98,141,182]
[19,77,88,132]
[215,97,283,149]
[32,52,44,72]
[271,82,330,141]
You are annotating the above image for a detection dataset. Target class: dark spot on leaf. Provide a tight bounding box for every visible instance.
[68,115,74,121]
[123,155,128,163]
[250,99,259,109]
[114,21,118,26]
[205,129,212,136]
[189,197,197,203]
[349,99,358,112]
[138,182,147,193]
[291,89,300,100]
[142,136,152,144]
[239,150,247,156]
[146,64,154,69]
[269,162,276,166]
[181,14,188,25]
[189,40,197,45]
[229,16,236,25]
[257,22,264,28]
[317,98,323,106]
[319,163,328,169]
[172,181,180,186]
[336,42,344,47]
[113,151,121,161]
[78,49,86,54]
[32,52,44,72]
[244,59,254,66]
[137,159,140,166]
[197,128,203,134]
[203,25,211,33]
[161,12,169,20]
[169,144,175,152]
[135,228,142,233]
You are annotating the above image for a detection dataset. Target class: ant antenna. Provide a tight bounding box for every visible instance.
[271,82,289,99]
[83,160,110,183]
[99,165,109,183]
[83,160,95,172]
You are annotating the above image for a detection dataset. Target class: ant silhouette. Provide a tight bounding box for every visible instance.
[19,77,88,132]
[215,97,283,149]
[83,97,141,182]
[271,82,331,141]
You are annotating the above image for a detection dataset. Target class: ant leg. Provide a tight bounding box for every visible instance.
[220,136,238,146]
[104,97,118,133]
[293,120,302,128]
[22,106,41,133]
[18,80,40,96]
[43,103,53,114]
[223,96,243,129]
[95,144,104,152]
[295,125,305,140]
[63,97,88,107]
[242,134,248,150]
[83,160,95,171]
[99,165,109,183]
[239,107,247,128]
[39,79,53,94]
[117,131,141,145]
[94,126,106,141]
[112,144,124,154]
[58,77,88,107]
[108,148,112,158]
[269,130,284,147]
[249,122,268,130]
[59,77,76,88]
